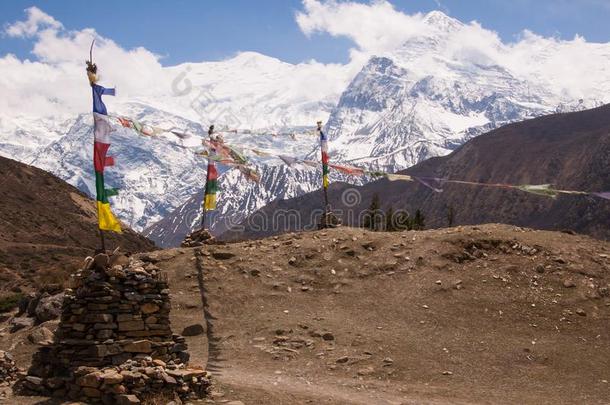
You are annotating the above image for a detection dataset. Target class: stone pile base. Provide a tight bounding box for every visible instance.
[17,252,210,403]
[0,350,19,399]
[181,228,216,247]
[21,357,209,404]
[318,211,342,229]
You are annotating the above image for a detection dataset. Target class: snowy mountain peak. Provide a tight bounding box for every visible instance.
[226,51,287,67]
[422,10,463,32]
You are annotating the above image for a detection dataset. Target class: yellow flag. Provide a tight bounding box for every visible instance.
[97,201,122,233]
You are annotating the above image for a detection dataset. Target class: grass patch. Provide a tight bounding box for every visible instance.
[0,293,24,313]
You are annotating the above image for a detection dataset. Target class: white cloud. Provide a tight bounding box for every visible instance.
[5,6,63,38]
[0,7,165,119]
[296,0,430,65]
[2,2,610,123]
[0,6,353,125]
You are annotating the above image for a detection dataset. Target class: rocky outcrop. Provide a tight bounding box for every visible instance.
[17,252,210,403]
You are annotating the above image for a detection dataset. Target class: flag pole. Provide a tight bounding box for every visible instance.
[201,125,215,230]
[99,228,106,252]
[318,121,330,219]
[86,39,106,253]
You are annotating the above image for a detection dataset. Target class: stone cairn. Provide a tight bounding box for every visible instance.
[318,210,342,229]
[0,351,19,398]
[18,252,210,404]
[181,228,216,248]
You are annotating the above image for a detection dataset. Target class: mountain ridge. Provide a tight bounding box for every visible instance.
[223,104,610,241]
[2,10,610,242]
[0,155,155,292]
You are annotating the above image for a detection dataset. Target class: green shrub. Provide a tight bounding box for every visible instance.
[0,293,24,313]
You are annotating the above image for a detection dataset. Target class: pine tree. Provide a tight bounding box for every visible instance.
[413,209,425,230]
[447,205,455,227]
[386,206,395,231]
[363,193,381,231]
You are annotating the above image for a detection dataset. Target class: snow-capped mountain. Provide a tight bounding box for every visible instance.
[155,52,347,130]
[3,10,610,247]
[0,51,341,235]
[23,101,325,233]
[322,11,608,171]
[144,165,330,247]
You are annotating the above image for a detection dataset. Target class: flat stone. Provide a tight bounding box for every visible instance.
[211,251,235,260]
[357,366,375,376]
[82,314,113,323]
[123,340,152,353]
[181,324,204,336]
[116,394,141,405]
[27,326,54,345]
[101,370,123,384]
[322,332,335,341]
[72,323,86,332]
[93,254,110,269]
[77,372,101,388]
[118,320,145,331]
[97,330,114,340]
[120,370,143,381]
[82,387,102,397]
[9,317,34,333]
[162,373,177,384]
[152,359,166,367]
[91,344,122,358]
[563,279,576,288]
[144,316,158,324]
[93,322,118,330]
[109,383,127,394]
[25,376,43,385]
[141,303,160,314]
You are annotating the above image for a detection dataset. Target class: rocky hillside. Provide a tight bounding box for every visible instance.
[225,104,610,241]
[0,156,155,292]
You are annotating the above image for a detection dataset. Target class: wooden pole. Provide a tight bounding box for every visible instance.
[201,125,215,230]
[99,228,106,253]
[318,121,330,223]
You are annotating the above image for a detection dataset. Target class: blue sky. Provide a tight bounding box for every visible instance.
[1,0,609,65]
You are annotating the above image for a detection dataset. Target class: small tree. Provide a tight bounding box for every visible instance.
[446,205,455,227]
[412,209,425,230]
[386,206,395,231]
[363,193,382,231]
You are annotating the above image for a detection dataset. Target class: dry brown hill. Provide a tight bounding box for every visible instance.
[224,104,610,241]
[5,224,608,404]
[0,156,155,292]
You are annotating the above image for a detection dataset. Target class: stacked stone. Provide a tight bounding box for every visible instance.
[181,228,215,247]
[318,211,342,229]
[0,351,18,385]
[19,253,210,403]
